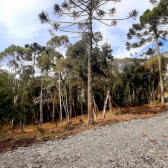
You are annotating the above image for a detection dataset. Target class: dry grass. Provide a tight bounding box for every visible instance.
[0,104,166,153]
[1,104,165,140]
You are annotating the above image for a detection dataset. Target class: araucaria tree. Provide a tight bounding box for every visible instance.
[38,0,138,125]
[126,0,168,105]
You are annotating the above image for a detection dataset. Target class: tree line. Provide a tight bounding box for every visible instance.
[0,37,167,131]
[0,0,168,131]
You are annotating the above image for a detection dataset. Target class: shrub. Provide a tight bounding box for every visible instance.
[37,126,45,135]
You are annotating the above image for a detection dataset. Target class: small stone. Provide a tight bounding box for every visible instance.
[27,164,32,168]
[27,163,42,168]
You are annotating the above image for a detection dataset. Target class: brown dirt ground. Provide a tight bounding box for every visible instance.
[0,104,166,154]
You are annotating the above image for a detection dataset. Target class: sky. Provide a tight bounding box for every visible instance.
[0,0,166,60]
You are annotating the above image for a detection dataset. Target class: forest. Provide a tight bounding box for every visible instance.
[0,0,168,134]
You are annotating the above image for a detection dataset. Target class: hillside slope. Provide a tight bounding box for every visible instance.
[1,111,168,168]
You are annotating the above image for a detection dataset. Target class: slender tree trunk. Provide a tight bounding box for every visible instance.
[62,97,67,117]
[109,90,112,111]
[69,84,72,124]
[93,95,99,120]
[81,102,83,120]
[65,87,68,115]
[12,55,17,132]
[11,119,14,133]
[20,119,22,133]
[52,98,55,121]
[20,96,25,133]
[148,86,151,104]
[155,37,164,105]
[65,87,70,124]
[88,0,94,125]
[133,87,135,106]
[153,87,155,101]
[74,97,77,121]
[103,90,110,119]
[40,69,44,127]
[59,71,62,125]
[77,88,78,118]
[80,89,83,120]
[129,88,131,106]
[23,115,25,132]
[33,53,35,79]
[62,91,69,124]
[33,108,37,124]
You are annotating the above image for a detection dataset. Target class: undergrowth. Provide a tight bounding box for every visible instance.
[36,126,45,135]
[150,100,160,105]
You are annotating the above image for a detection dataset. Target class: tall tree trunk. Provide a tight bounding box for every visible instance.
[109,91,112,111]
[20,119,22,133]
[129,88,131,106]
[103,90,110,119]
[93,95,99,120]
[62,92,69,124]
[20,96,25,133]
[133,87,135,106]
[33,53,35,79]
[81,102,83,120]
[40,69,44,127]
[153,86,155,101]
[77,88,78,118]
[148,86,151,104]
[80,88,85,121]
[23,115,25,132]
[52,98,55,121]
[65,87,68,114]
[69,84,72,124]
[155,37,164,105]
[88,0,94,125]
[11,119,14,133]
[11,55,17,132]
[59,71,62,125]
[65,87,70,124]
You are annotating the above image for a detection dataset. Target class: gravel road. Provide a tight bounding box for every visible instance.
[1,111,168,168]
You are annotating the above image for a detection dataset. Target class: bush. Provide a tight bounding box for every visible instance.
[0,93,15,128]
[37,126,45,135]
[150,100,160,105]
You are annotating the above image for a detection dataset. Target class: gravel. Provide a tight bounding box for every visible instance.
[1,111,168,168]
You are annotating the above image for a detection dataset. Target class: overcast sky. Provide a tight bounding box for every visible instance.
[0,0,164,59]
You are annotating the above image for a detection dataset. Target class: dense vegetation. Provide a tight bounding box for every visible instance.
[0,0,168,132]
[0,39,167,131]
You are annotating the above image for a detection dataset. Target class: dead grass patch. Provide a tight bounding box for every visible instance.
[0,104,166,153]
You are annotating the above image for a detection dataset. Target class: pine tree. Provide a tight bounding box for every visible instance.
[38,0,138,125]
[126,1,168,105]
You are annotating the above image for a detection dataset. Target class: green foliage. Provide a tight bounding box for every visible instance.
[47,35,69,52]
[150,100,160,105]
[126,1,168,53]
[0,93,14,127]
[38,49,54,70]
[140,0,168,27]
[37,126,45,134]
[1,45,32,58]
[0,91,31,128]
[66,40,87,59]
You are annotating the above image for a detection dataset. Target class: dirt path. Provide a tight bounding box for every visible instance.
[1,111,168,168]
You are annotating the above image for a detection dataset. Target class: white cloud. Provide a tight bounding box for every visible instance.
[0,0,59,51]
[0,0,154,59]
[115,46,146,59]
